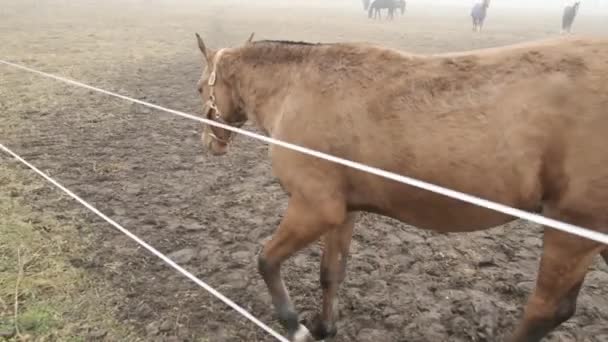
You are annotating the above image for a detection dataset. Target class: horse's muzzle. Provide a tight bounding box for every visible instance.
[202,126,229,156]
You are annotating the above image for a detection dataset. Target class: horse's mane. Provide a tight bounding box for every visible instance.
[255,40,326,46]
[239,40,329,65]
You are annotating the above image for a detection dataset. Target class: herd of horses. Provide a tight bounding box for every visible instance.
[363,0,583,35]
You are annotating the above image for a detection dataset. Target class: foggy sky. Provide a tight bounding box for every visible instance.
[234,0,608,12]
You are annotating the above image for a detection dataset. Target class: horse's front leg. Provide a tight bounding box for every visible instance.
[258,194,346,342]
[311,214,356,341]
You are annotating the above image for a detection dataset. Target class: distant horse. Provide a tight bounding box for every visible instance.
[368,0,402,20]
[471,0,491,32]
[562,1,581,34]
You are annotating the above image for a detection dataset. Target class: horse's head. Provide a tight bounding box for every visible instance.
[195,33,253,156]
[483,0,490,8]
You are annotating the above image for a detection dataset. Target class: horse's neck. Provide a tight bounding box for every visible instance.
[236,60,296,136]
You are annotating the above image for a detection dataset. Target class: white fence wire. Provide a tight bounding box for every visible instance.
[0,143,290,342]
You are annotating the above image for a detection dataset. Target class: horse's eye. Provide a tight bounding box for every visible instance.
[197,86,203,94]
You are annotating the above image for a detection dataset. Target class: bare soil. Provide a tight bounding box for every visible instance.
[1,1,607,341]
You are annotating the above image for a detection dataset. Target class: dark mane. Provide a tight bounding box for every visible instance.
[256,40,326,46]
[240,40,329,65]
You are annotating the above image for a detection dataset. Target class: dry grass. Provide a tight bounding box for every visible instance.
[0,162,140,341]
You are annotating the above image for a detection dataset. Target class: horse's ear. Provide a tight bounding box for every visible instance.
[195,33,209,61]
[245,32,255,45]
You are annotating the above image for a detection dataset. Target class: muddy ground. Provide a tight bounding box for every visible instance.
[1,0,608,341]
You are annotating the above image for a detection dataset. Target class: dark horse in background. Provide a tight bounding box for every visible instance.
[562,1,581,34]
[368,0,405,20]
[471,0,491,32]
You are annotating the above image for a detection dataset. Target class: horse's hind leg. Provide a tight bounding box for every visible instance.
[601,249,608,265]
[311,214,356,340]
[258,194,347,341]
[509,226,603,342]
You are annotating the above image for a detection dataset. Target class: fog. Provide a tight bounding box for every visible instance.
[203,0,608,14]
[434,0,607,10]
[6,0,606,13]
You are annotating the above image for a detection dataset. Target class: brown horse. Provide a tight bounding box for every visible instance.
[195,33,608,342]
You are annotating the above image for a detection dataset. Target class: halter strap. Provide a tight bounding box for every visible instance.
[204,48,240,145]
[208,48,226,87]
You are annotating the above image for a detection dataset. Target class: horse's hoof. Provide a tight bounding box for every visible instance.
[293,324,317,342]
[310,316,337,341]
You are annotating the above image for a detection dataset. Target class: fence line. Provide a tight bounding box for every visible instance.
[0,143,290,342]
[2,59,607,245]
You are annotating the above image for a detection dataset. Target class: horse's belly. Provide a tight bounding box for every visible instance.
[348,178,538,233]
[391,200,518,232]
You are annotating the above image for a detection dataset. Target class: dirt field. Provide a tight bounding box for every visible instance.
[1,1,608,341]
